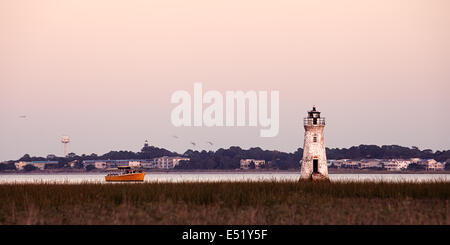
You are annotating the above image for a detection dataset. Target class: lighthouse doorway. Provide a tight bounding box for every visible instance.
[313,159,318,173]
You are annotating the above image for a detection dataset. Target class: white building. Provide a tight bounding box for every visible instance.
[383,159,411,171]
[14,161,28,170]
[240,159,266,169]
[154,156,190,169]
[418,159,444,171]
[128,161,142,168]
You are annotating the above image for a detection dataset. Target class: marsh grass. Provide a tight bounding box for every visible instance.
[0,181,448,224]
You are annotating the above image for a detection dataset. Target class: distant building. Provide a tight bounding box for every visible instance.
[128,160,142,168]
[410,158,421,163]
[240,159,266,169]
[14,162,27,170]
[82,157,190,170]
[360,159,382,169]
[94,161,107,169]
[82,160,130,169]
[153,156,190,169]
[68,160,78,168]
[140,159,157,169]
[305,158,445,171]
[383,159,411,171]
[328,159,349,168]
[341,160,360,169]
[14,161,58,170]
[326,160,336,167]
[417,159,444,171]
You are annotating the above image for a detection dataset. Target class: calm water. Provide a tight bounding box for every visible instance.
[0,172,449,183]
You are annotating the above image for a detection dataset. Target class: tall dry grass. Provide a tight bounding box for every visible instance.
[0,181,448,224]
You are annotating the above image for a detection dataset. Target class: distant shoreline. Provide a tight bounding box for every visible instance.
[1,169,449,175]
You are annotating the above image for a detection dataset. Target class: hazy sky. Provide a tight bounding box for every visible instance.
[1,0,449,161]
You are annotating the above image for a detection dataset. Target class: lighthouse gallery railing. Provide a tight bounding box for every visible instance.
[303,118,326,126]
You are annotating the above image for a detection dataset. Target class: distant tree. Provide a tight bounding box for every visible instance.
[19,154,31,161]
[0,162,16,171]
[249,161,256,169]
[434,151,450,162]
[76,162,84,169]
[23,164,38,172]
[278,162,290,170]
[259,162,266,169]
[101,150,138,160]
[10,144,449,170]
[205,159,217,169]
[46,154,57,160]
[174,160,190,169]
[85,165,96,171]
[139,145,177,159]
[407,162,425,171]
[67,152,77,158]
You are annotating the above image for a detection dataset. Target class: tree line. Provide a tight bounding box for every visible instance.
[1,144,449,171]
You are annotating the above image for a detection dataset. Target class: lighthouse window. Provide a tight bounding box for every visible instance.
[313,136,317,142]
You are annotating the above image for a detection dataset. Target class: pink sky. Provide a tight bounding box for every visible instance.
[1,0,449,160]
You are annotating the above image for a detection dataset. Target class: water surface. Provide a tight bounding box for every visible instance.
[0,172,448,183]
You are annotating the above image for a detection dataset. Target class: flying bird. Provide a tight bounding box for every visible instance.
[206,141,214,146]
[190,142,196,147]
[172,135,179,139]
[19,115,27,119]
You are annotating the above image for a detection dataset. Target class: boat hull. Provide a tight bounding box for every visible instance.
[105,172,145,182]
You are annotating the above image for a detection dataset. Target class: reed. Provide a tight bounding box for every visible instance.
[0,181,448,225]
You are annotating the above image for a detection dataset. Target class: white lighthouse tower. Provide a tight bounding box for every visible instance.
[300,106,329,181]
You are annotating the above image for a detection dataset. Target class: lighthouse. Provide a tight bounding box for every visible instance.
[300,106,329,181]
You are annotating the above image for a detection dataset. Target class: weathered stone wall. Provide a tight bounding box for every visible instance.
[300,125,329,180]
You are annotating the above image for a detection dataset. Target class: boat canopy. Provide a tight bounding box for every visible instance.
[118,166,131,169]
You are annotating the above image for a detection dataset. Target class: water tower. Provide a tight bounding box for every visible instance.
[300,107,329,181]
[61,135,70,157]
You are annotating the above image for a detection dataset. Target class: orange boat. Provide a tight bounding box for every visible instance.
[105,166,145,182]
